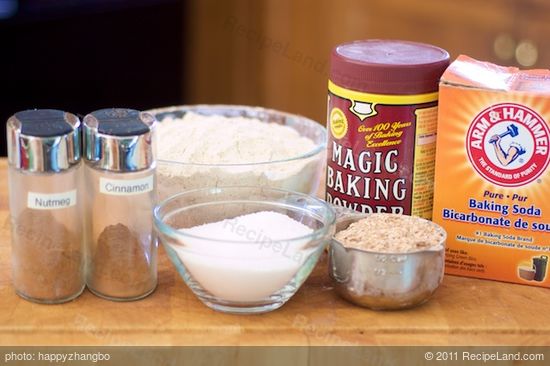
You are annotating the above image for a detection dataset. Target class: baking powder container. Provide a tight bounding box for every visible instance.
[7,109,85,303]
[83,108,158,301]
[326,40,449,219]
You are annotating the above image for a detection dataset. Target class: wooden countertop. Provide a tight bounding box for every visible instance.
[1,158,549,346]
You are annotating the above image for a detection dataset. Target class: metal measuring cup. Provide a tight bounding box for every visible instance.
[328,208,447,310]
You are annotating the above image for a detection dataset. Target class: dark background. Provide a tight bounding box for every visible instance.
[0,0,185,156]
[2,0,548,157]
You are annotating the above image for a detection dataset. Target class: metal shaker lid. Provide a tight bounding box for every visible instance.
[7,109,81,173]
[83,108,156,172]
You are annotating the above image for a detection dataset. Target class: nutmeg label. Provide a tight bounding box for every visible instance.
[326,80,439,219]
[27,190,77,210]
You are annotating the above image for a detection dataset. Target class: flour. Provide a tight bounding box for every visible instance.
[158,112,316,165]
[169,211,317,302]
[156,112,323,199]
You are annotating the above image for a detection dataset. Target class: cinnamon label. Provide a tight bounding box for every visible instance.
[99,175,154,196]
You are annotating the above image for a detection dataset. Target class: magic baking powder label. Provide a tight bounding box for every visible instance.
[326,80,439,219]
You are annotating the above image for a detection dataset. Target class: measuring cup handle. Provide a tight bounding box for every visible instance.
[329,204,369,233]
[331,204,366,221]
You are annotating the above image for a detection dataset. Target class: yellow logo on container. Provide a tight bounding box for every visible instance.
[330,108,348,139]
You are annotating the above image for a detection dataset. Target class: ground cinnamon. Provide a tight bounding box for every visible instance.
[12,209,83,302]
[89,223,154,298]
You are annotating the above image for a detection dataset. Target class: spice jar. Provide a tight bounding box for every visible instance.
[83,108,157,301]
[326,39,449,219]
[7,109,85,303]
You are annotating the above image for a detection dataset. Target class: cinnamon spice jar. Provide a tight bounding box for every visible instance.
[83,108,157,301]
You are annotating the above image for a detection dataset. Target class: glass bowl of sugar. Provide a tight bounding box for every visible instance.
[147,105,327,201]
[154,186,336,314]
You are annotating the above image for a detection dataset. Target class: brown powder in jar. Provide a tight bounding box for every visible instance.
[12,209,83,301]
[90,223,154,298]
[334,213,445,253]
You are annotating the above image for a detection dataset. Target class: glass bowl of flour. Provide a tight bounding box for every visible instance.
[147,105,327,201]
[153,186,336,314]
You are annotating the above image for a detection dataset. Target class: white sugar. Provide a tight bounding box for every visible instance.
[170,211,316,302]
[181,211,313,242]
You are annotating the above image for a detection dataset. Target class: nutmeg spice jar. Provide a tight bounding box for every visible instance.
[7,109,85,304]
[83,108,157,301]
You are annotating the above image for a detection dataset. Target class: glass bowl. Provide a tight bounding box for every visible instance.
[153,186,336,314]
[147,105,327,201]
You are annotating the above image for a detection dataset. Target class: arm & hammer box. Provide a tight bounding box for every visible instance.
[433,55,550,287]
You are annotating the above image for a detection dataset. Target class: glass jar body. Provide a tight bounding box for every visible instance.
[84,164,157,301]
[8,163,85,304]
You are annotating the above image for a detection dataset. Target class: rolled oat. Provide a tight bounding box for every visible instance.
[334,213,445,253]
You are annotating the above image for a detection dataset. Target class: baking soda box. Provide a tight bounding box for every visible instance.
[433,55,550,287]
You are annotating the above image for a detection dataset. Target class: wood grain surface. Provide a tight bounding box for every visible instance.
[0,158,549,346]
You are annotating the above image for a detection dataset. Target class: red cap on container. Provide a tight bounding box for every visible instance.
[330,39,450,95]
